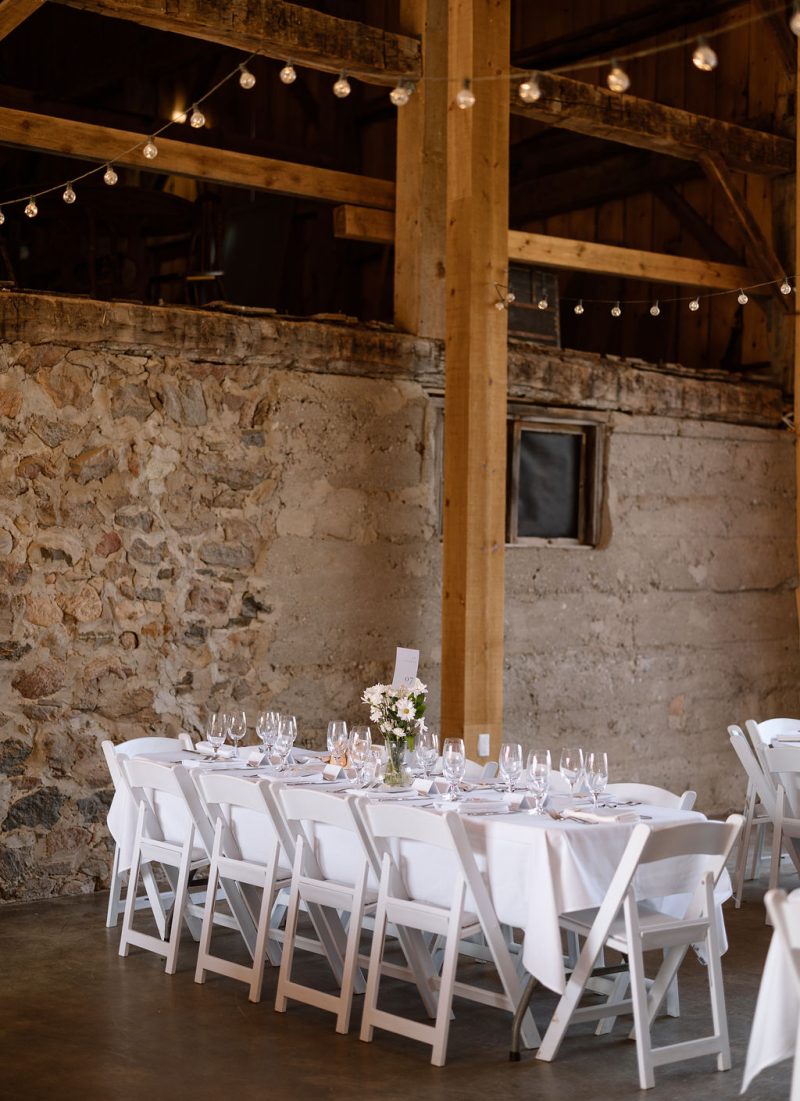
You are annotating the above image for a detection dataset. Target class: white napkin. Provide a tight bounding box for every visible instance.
[562,807,640,824]
[346,788,418,800]
[195,742,234,759]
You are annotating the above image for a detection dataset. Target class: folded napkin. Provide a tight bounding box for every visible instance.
[276,772,326,785]
[182,758,252,771]
[346,788,418,800]
[292,748,328,762]
[454,800,510,816]
[771,732,800,744]
[562,807,640,824]
[195,742,235,759]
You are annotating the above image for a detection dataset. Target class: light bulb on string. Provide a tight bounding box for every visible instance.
[0,209,5,226]
[574,300,584,315]
[737,289,749,305]
[333,72,351,98]
[781,277,793,295]
[279,61,297,84]
[103,164,118,186]
[390,81,414,106]
[650,300,660,317]
[142,137,158,160]
[611,302,622,317]
[239,63,256,89]
[791,1,800,36]
[538,295,549,310]
[518,73,541,103]
[62,183,76,204]
[456,78,476,109]
[24,197,37,218]
[189,104,205,129]
[689,297,700,312]
[607,60,630,93]
[692,37,718,72]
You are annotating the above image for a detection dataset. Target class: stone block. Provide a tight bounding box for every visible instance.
[69,446,117,484]
[4,787,66,831]
[58,587,103,623]
[11,662,66,699]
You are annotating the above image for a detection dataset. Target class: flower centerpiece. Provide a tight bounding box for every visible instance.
[362,679,427,787]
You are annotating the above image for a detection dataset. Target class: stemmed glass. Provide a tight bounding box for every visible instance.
[270,725,294,772]
[416,727,439,780]
[349,726,372,777]
[226,710,247,758]
[526,749,551,815]
[499,742,523,793]
[256,711,280,757]
[327,720,348,762]
[205,712,225,758]
[585,751,609,807]
[442,737,466,801]
[560,747,585,800]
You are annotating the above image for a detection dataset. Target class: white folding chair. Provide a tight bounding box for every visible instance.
[763,889,800,1101]
[118,758,209,974]
[729,725,779,906]
[193,773,292,1002]
[272,786,374,1033]
[356,801,539,1066]
[763,745,800,897]
[102,734,193,929]
[536,814,743,1090]
[606,782,696,811]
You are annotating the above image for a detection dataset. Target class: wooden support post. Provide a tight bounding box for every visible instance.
[441,0,510,760]
[393,0,447,339]
[795,41,800,640]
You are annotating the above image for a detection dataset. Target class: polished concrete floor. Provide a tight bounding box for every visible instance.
[0,873,792,1101]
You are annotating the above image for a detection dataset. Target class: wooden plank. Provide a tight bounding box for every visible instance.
[393,0,446,339]
[441,0,510,760]
[0,105,395,210]
[699,151,791,310]
[795,34,800,637]
[0,0,42,40]
[53,0,421,84]
[510,71,793,176]
[654,185,742,265]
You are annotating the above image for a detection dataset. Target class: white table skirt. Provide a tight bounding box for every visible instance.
[742,888,800,1092]
[106,753,730,995]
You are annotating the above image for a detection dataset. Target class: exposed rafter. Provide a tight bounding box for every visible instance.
[511,71,793,176]
[51,0,422,84]
[0,106,395,209]
[0,0,43,41]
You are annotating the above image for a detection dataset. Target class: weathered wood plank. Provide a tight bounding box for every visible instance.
[0,0,42,40]
[510,70,793,176]
[0,105,395,209]
[52,0,421,83]
[441,0,510,760]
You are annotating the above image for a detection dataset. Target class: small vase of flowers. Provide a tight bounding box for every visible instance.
[362,679,428,787]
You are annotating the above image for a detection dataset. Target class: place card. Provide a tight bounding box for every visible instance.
[323,763,347,780]
[412,777,447,795]
[503,791,533,810]
[247,749,266,766]
[391,646,419,689]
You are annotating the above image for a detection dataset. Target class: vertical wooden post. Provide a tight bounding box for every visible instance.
[441,0,510,759]
[394,0,447,340]
[795,42,800,636]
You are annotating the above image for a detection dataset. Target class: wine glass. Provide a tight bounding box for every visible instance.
[416,727,439,779]
[205,712,225,758]
[526,749,551,815]
[442,737,466,801]
[281,714,298,744]
[228,710,247,758]
[349,726,372,772]
[560,747,585,800]
[499,742,523,794]
[327,720,348,758]
[585,751,609,807]
[270,728,294,772]
[256,711,279,755]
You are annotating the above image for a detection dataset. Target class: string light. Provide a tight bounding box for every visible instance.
[0,209,5,226]
[791,1,800,35]
[781,277,793,295]
[456,78,476,109]
[607,60,630,93]
[574,300,584,315]
[103,164,118,186]
[279,61,297,84]
[692,36,718,71]
[518,73,541,103]
[390,81,414,106]
[24,198,37,218]
[689,297,700,311]
[189,105,205,129]
[611,302,622,317]
[649,300,660,317]
[62,183,76,204]
[238,63,256,89]
[494,284,515,310]
[333,72,351,98]
[538,294,549,310]
[142,137,158,160]
[737,289,749,305]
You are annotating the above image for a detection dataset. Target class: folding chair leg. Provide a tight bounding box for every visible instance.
[106,845,123,928]
[705,911,731,1071]
[359,887,389,1044]
[165,843,193,975]
[595,971,628,1036]
[248,867,278,1004]
[733,788,755,906]
[430,904,462,1066]
[791,1020,800,1101]
[274,854,303,1015]
[769,823,783,897]
[335,869,368,1034]
[194,857,221,986]
[626,936,655,1090]
[118,845,143,958]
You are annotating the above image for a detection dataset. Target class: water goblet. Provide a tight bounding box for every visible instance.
[526,749,551,815]
[282,714,298,744]
[327,720,348,759]
[585,751,609,807]
[228,710,247,758]
[270,729,293,772]
[499,742,523,794]
[206,712,225,758]
[560,747,585,800]
[416,727,439,779]
[349,726,372,774]
[442,737,466,801]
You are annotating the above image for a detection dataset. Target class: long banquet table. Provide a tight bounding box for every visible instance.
[107,748,731,997]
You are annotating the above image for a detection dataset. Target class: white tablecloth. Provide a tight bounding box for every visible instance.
[742,889,800,1092]
[107,754,729,995]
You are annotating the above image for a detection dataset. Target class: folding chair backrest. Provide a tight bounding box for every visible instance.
[606,782,696,811]
[195,771,280,865]
[275,786,367,885]
[123,757,198,847]
[638,816,741,867]
[749,717,800,745]
[764,889,800,990]
[729,726,776,816]
[763,745,800,818]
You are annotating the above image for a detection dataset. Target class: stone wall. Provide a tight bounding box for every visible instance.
[0,292,797,901]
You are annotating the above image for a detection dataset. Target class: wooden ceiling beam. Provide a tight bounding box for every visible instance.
[333,204,757,290]
[0,105,395,209]
[51,0,421,84]
[653,184,743,265]
[0,0,43,41]
[511,71,793,176]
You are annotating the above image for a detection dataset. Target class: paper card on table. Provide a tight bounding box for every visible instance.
[323,763,346,780]
[391,647,419,689]
[412,777,447,795]
[247,748,266,766]
[503,791,533,810]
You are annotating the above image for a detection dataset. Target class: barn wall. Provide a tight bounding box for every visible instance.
[0,293,796,900]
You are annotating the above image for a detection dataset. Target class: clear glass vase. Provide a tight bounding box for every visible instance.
[384,735,410,787]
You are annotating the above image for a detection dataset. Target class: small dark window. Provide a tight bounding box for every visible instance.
[507,417,605,546]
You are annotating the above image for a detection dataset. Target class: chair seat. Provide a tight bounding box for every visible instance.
[562,901,708,952]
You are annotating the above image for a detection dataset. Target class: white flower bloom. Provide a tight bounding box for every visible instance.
[395,697,415,721]
[393,726,405,737]
[411,678,427,695]
[369,707,382,722]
